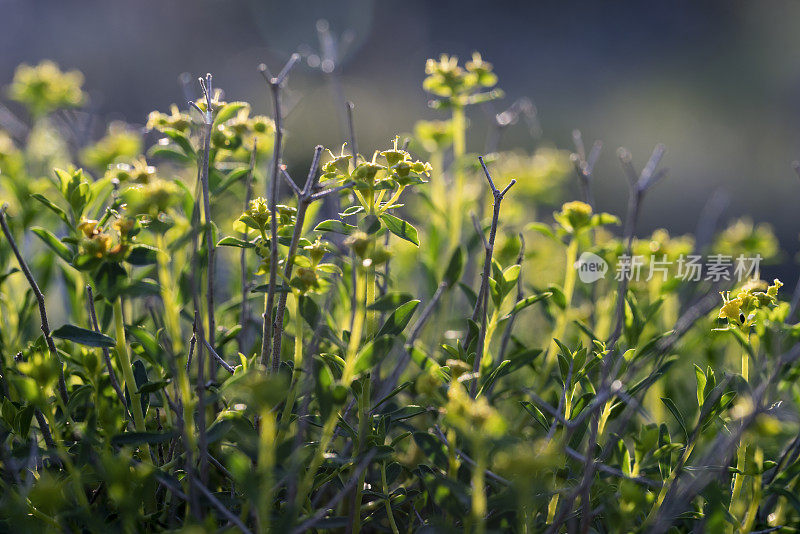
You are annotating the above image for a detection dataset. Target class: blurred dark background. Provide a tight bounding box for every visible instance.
[2,0,800,278]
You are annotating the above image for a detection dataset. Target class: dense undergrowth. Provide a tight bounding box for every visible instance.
[1,49,800,534]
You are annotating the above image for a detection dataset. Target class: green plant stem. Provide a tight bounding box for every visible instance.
[470,439,487,534]
[351,377,370,534]
[156,233,182,353]
[342,266,367,385]
[295,413,338,511]
[730,336,751,524]
[381,461,399,534]
[449,106,466,247]
[297,266,365,513]
[257,407,276,533]
[277,299,303,442]
[542,237,578,380]
[742,447,763,532]
[365,264,377,337]
[447,427,459,480]
[113,298,151,459]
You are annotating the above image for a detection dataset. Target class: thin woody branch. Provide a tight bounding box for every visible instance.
[469,156,515,398]
[258,53,300,372]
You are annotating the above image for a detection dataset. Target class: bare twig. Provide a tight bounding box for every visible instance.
[0,205,69,406]
[484,97,539,153]
[239,141,257,354]
[433,425,510,486]
[202,339,235,374]
[469,157,516,397]
[271,145,325,369]
[259,53,301,372]
[378,279,449,401]
[292,450,377,534]
[570,130,602,209]
[607,144,667,351]
[194,74,218,365]
[194,479,254,534]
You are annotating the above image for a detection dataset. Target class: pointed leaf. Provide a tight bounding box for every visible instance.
[52,324,116,348]
[380,213,419,246]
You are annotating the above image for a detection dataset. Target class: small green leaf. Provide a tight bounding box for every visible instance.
[501,292,552,320]
[111,431,174,447]
[694,365,706,407]
[376,300,420,337]
[212,166,251,195]
[368,292,414,312]
[126,244,159,265]
[443,246,465,287]
[137,379,171,395]
[217,236,254,248]
[213,101,248,127]
[147,144,191,163]
[52,324,116,348]
[660,397,688,441]
[30,194,70,225]
[31,227,72,263]
[353,336,395,376]
[314,219,357,235]
[380,213,419,246]
[526,222,556,240]
[161,127,195,158]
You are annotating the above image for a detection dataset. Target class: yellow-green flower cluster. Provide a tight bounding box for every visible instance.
[146,104,192,134]
[104,157,158,184]
[423,53,499,106]
[444,376,505,440]
[414,120,454,154]
[322,138,431,195]
[80,122,142,171]
[714,218,779,261]
[632,228,695,262]
[122,179,181,218]
[7,60,86,116]
[555,201,593,233]
[718,278,783,330]
[219,107,275,154]
[345,230,391,267]
[75,216,136,268]
[554,200,619,235]
[489,148,571,201]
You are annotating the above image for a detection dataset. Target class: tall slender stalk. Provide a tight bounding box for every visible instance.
[449,105,466,247]
[156,233,182,354]
[541,237,578,378]
[257,407,276,533]
[277,298,303,442]
[469,157,516,397]
[0,205,68,406]
[86,285,130,423]
[271,146,325,370]
[470,439,488,534]
[112,298,151,459]
[730,335,751,524]
[258,54,300,372]
[349,376,370,534]
[381,460,400,534]
[239,142,257,354]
